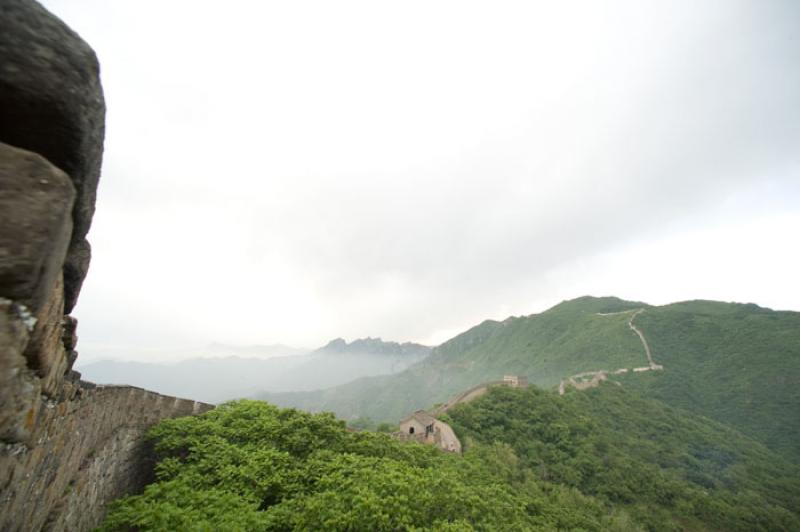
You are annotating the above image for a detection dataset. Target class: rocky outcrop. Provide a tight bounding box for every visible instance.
[0,3,213,530]
[0,0,106,313]
[0,144,75,316]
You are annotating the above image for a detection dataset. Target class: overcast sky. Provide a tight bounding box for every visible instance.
[42,0,799,362]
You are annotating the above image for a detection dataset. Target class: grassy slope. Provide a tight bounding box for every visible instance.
[619,300,800,462]
[447,384,800,532]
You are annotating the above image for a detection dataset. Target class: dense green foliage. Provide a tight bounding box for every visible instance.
[447,385,800,531]
[99,400,632,531]
[101,388,800,531]
[258,297,800,463]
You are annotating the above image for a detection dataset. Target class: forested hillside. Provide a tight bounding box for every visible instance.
[99,401,632,531]
[100,390,800,531]
[447,384,800,531]
[257,297,800,463]
[617,301,800,462]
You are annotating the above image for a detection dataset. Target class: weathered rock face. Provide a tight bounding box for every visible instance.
[0,0,106,313]
[0,143,75,315]
[0,3,215,531]
[0,144,79,401]
[0,298,39,444]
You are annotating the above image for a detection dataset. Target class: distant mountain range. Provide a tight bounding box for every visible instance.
[78,338,430,403]
[256,296,800,464]
[317,337,430,357]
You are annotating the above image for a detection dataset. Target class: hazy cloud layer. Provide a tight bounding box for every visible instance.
[42,0,799,359]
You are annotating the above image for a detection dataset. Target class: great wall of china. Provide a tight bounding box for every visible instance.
[558,308,663,395]
[396,376,528,453]
[411,307,665,428]
[401,310,665,454]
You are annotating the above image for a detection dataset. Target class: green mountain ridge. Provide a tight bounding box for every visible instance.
[256,296,800,463]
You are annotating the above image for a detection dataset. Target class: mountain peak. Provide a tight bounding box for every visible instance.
[322,338,349,351]
[548,295,648,315]
[317,337,430,356]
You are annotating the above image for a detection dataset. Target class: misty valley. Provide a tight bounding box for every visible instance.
[78,338,431,404]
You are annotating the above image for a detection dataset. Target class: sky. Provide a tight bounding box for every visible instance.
[41,0,799,362]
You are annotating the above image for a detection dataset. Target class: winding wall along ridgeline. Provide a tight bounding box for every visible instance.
[558,308,663,395]
[0,3,213,530]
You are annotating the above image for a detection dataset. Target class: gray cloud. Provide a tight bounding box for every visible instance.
[41,0,800,357]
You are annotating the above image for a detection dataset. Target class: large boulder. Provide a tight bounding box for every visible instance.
[0,143,75,315]
[0,0,106,313]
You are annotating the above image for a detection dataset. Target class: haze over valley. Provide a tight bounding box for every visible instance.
[78,338,430,403]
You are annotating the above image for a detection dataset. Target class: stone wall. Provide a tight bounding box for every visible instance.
[0,384,212,531]
[0,3,215,530]
[430,380,506,416]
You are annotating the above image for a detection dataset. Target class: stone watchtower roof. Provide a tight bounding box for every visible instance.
[401,410,437,426]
